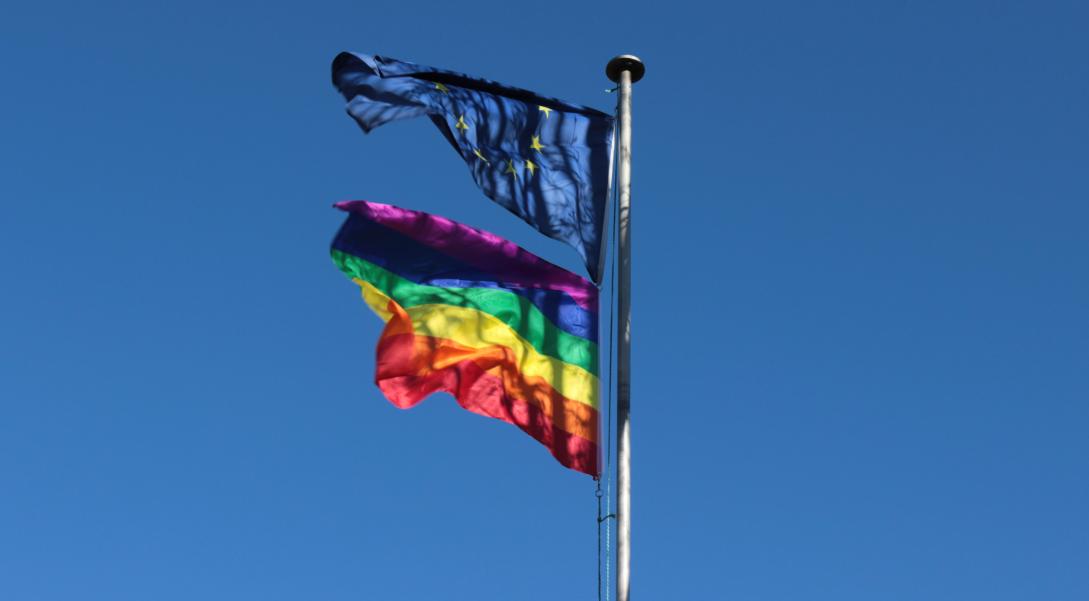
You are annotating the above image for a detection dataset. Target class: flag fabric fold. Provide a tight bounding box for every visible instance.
[331,200,600,475]
[332,52,614,283]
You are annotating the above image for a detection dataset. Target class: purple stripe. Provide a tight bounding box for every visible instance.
[334,201,598,312]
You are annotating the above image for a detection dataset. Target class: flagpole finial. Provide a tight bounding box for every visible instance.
[606,55,645,83]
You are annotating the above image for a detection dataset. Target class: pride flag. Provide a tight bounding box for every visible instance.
[331,201,600,475]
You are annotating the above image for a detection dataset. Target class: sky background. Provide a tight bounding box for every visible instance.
[2,1,1087,599]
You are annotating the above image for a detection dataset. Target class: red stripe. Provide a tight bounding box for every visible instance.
[374,332,599,476]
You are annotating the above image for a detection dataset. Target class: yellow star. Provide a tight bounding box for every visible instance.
[525,160,537,176]
[435,82,450,94]
[473,148,490,164]
[505,159,518,177]
[455,115,469,133]
[539,105,552,118]
[530,135,544,152]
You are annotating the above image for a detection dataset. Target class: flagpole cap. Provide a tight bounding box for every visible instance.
[606,55,645,83]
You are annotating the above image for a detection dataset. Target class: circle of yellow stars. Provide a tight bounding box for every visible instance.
[436,82,551,181]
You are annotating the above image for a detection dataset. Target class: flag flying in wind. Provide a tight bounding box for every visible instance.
[331,200,600,475]
[332,52,615,283]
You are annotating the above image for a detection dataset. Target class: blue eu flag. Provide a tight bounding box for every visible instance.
[332,52,615,283]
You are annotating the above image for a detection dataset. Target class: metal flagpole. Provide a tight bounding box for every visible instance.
[606,53,644,601]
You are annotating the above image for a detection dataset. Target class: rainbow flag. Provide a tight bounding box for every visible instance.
[331,201,600,475]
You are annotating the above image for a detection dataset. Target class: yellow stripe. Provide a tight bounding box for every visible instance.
[353,278,598,407]
[356,278,395,321]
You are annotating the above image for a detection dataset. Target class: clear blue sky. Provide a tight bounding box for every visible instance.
[2,1,1086,599]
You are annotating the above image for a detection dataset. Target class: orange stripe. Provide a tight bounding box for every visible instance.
[377,333,599,443]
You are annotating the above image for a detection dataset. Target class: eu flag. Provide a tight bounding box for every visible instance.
[332,52,615,283]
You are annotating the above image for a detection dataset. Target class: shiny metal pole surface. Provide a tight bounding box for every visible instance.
[606,53,643,601]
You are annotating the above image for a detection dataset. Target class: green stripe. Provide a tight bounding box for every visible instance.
[332,250,599,375]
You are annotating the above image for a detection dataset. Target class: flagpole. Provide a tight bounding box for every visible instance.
[607,54,643,601]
